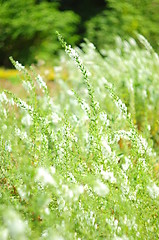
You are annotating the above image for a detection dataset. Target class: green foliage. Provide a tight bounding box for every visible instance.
[0,0,80,66]
[86,0,159,52]
[0,36,159,239]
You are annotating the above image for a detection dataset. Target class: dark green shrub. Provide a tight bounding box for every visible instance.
[85,0,159,52]
[0,0,80,66]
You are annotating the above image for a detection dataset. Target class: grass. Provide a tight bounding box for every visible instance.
[0,34,159,239]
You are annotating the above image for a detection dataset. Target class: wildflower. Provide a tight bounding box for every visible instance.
[5,141,12,152]
[147,183,159,199]
[73,185,84,201]
[67,90,74,96]
[21,113,33,126]
[9,98,14,106]
[3,209,26,238]
[36,167,56,186]
[44,207,50,215]
[101,169,116,183]
[94,179,109,197]
[15,61,25,71]
[36,74,47,91]
[17,186,27,200]
[51,112,61,124]
[101,136,111,153]
[50,166,56,174]
[99,112,109,126]
[122,157,132,172]
[22,81,33,92]
[17,99,33,112]
[0,92,8,103]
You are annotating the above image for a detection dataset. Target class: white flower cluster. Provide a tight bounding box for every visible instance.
[147,183,159,199]
[101,168,116,183]
[106,216,121,234]
[51,112,61,124]
[21,113,33,127]
[17,99,33,112]
[36,167,56,186]
[5,141,12,152]
[3,209,26,239]
[65,45,91,78]
[22,81,33,93]
[36,74,47,91]
[15,61,25,71]
[122,157,132,172]
[101,136,112,154]
[99,112,109,126]
[114,98,127,117]
[0,92,8,103]
[94,179,109,197]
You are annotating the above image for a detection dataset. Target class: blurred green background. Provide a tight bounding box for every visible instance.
[0,0,159,67]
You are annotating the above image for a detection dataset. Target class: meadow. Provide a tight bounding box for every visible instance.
[0,34,159,239]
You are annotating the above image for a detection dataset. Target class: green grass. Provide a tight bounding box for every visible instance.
[0,35,159,239]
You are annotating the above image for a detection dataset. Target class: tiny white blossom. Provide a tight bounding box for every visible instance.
[101,137,111,153]
[44,207,50,215]
[21,114,33,126]
[36,74,47,91]
[51,112,61,124]
[50,166,56,174]
[122,157,132,172]
[3,209,26,238]
[101,170,116,183]
[15,61,25,71]
[94,180,109,197]
[22,81,33,92]
[9,98,14,106]
[17,187,27,200]
[0,228,9,240]
[36,168,56,186]
[67,90,74,96]
[17,99,33,111]
[99,112,109,126]
[5,141,12,152]
[147,183,159,199]
[0,92,8,103]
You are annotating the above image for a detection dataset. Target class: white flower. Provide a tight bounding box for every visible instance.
[15,61,25,71]
[81,100,90,111]
[101,170,116,183]
[17,99,33,111]
[101,137,111,153]
[22,81,32,92]
[5,141,12,152]
[51,112,61,124]
[147,183,159,199]
[50,166,56,174]
[9,98,14,106]
[73,185,84,201]
[94,180,109,197]
[36,168,56,186]
[36,74,47,91]
[0,228,9,240]
[62,184,74,199]
[122,157,132,172]
[17,187,27,200]
[3,209,26,238]
[0,92,8,103]
[21,114,33,126]
[67,90,74,96]
[44,207,50,215]
[99,112,109,126]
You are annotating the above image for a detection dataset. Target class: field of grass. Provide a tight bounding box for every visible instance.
[0,34,159,239]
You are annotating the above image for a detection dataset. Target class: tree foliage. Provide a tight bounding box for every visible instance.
[86,0,159,52]
[0,0,80,66]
